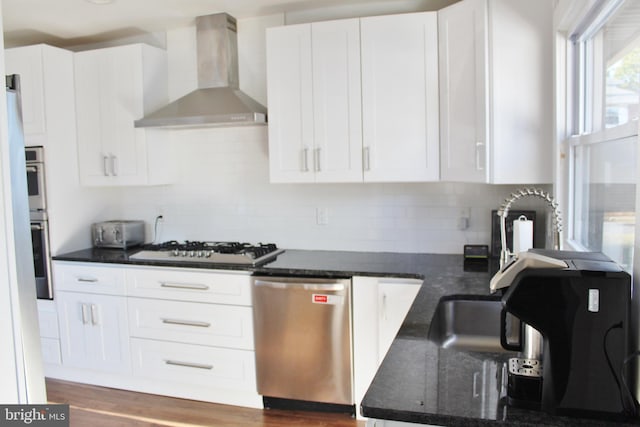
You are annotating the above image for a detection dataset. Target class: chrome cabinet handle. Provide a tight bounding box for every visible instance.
[164,360,213,370]
[160,282,209,291]
[103,155,110,176]
[475,142,485,171]
[472,371,481,397]
[161,318,211,328]
[81,304,90,324]
[382,293,387,321]
[302,148,309,172]
[314,147,321,172]
[363,147,371,171]
[77,277,98,283]
[90,304,98,325]
[31,224,43,231]
[111,155,118,176]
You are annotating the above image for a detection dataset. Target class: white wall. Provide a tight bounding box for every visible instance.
[117,125,549,253]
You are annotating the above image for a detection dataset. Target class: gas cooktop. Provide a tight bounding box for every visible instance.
[129,241,284,266]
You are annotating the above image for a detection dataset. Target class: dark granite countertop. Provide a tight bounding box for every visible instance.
[52,247,640,426]
[52,247,433,279]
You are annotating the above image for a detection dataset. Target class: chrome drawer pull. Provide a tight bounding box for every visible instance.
[160,282,209,291]
[164,360,213,370]
[161,318,211,328]
[77,278,98,283]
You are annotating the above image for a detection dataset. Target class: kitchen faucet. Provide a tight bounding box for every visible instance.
[497,187,563,269]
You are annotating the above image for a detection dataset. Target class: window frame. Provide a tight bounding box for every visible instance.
[558,0,639,259]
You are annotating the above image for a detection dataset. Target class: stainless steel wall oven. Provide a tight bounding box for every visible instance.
[26,146,52,300]
[25,146,46,212]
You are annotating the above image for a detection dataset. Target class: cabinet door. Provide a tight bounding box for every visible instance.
[311,19,363,182]
[57,292,130,374]
[75,44,167,186]
[488,0,553,184]
[75,48,113,185]
[377,281,421,361]
[266,24,315,183]
[438,0,488,183]
[361,12,439,182]
[352,277,422,410]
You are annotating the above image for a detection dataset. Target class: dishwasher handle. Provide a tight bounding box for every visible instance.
[254,279,345,292]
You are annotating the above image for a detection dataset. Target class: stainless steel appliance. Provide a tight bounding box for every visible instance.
[92,220,145,249]
[25,146,46,212]
[130,241,284,265]
[25,145,52,299]
[252,276,354,409]
[5,74,47,399]
[135,13,266,128]
[30,212,52,300]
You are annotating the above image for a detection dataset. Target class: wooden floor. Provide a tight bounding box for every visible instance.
[46,379,366,427]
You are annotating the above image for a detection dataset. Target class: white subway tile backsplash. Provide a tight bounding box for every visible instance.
[117,128,551,254]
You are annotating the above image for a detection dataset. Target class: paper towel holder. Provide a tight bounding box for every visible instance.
[496,188,563,269]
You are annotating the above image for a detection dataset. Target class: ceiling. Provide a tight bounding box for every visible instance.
[1,0,456,48]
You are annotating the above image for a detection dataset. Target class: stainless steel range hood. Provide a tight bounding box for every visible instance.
[135,13,267,128]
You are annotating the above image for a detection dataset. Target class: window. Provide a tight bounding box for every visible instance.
[567,0,639,271]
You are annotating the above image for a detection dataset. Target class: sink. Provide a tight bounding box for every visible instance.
[428,295,509,353]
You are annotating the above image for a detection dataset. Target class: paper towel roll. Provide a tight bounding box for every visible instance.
[512,215,533,254]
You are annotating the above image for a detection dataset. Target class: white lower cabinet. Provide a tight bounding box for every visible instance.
[125,267,258,406]
[56,291,130,374]
[130,338,256,392]
[353,276,422,417]
[49,262,260,407]
[37,300,61,365]
[127,297,254,350]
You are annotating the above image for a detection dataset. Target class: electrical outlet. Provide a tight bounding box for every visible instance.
[316,207,329,225]
[155,206,165,221]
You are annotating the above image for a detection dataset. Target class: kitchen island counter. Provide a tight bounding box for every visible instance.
[52,248,640,426]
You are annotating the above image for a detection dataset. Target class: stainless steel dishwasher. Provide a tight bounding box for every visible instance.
[252,276,353,407]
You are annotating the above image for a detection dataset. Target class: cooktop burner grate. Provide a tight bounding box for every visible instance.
[129,241,284,265]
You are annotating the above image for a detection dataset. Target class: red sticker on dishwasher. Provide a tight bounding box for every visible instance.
[312,294,342,305]
[314,294,328,303]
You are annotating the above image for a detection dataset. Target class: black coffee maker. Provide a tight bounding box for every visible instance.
[498,250,634,419]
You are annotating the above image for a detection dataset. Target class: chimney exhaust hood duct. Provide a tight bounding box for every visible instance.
[135,13,267,128]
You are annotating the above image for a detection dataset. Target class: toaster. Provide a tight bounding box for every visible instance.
[92,220,145,249]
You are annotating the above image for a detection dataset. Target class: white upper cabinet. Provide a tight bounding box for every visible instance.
[267,19,363,183]
[74,43,173,186]
[361,12,440,182]
[267,12,439,183]
[5,44,75,147]
[439,0,553,184]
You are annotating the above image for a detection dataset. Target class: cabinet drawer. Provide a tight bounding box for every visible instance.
[53,262,126,295]
[128,298,254,350]
[131,338,256,391]
[126,267,252,305]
